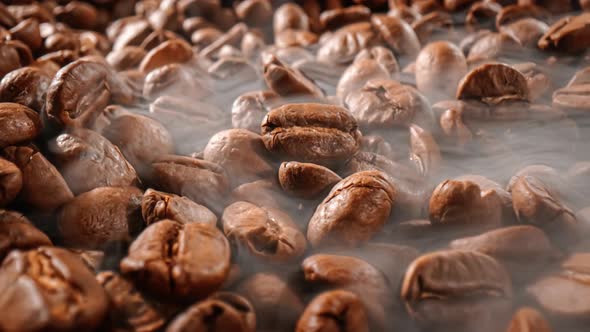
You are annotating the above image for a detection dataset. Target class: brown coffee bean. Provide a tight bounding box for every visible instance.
[231,90,280,133]
[54,1,98,30]
[371,14,421,58]
[412,11,453,44]
[345,78,434,130]
[200,23,247,60]
[8,4,53,24]
[450,225,559,283]
[49,128,139,195]
[320,5,371,31]
[112,18,153,51]
[505,307,553,332]
[230,179,290,211]
[278,161,341,199]
[0,209,51,263]
[190,26,221,49]
[121,220,230,301]
[519,0,572,13]
[0,247,108,332]
[509,166,579,246]
[9,18,41,52]
[538,13,590,54]
[236,273,304,331]
[222,201,306,262]
[444,0,477,11]
[502,18,549,48]
[150,154,229,213]
[466,32,522,64]
[97,271,166,332]
[0,67,51,113]
[274,3,309,34]
[527,253,590,324]
[307,170,395,247]
[241,31,266,59]
[275,29,318,48]
[465,1,501,31]
[440,107,473,146]
[235,0,272,28]
[296,290,369,332]
[0,39,32,79]
[354,46,399,74]
[142,188,217,227]
[139,39,193,73]
[336,58,390,102]
[58,186,142,249]
[45,59,136,131]
[409,124,441,176]
[317,22,378,65]
[301,254,390,330]
[495,4,549,28]
[167,292,256,332]
[415,41,467,100]
[457,63,529,104]
[262,53,324,98]
[100,106,174,176]
[204,129,273,188]
[429,176,505,229]
[3,145,73,211]
[0,103,40,149]
[0,157,21,207]
[106,46,146,71]
[261,103,361,167]
[401,250,513,331]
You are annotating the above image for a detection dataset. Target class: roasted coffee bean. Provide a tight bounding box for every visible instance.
[167,292,256,332]
[44,59,136,131]
[429,176,505,229]
[412,11,454,44]
[100,106,174,176]
[261,103,361,167]
[0,67,51,113]
[317,22,378,65]
[150,154,229,213]
[409,124,441,176]
[3,145,73,211]
[495,4,549,28]
[139,39,193,73]
[0,246,108,332]
[58,186,142,249]
[415,41,467,100]
[336,57,390,102]
[450,225,559,283]
[296,290,369,332]
[191,27,223,51]
[0,40,32,79]
[371,14,421,58]
[275,29,318,48]
[9,18,42,52]
[526,253,590,324]
[235,0,272,28]
[97,271,166,332]
[278,161,341,199]
[401,250,513,332]
[301,254,391,330]
[222,201,306,262]
[200,23,247,60]
[230,179,288,211]
[457,63,529,104]
[0,209,51,263]
[231,90,280,133]
[142,188,217,227]
[354,46,399,74]
[49,128,139,195]
[106,46,146,71]
[121,219,230,301]
[262,53,324,98]
[54,1,98,30]
[465,1,501,31]
[500,18,549,48]
[112,18,153,51]
[509,165,579,245]
[466,32,522,64]
[0,157,21,207]
[307,170,395,247]
[0,102,41,149]
[505,307,553,332]
[345,78,435,130]
[236,273,304,331]
[320,5,371,31]
[274,3,309,34]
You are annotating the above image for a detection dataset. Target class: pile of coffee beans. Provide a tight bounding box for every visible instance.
[0,0,589,331]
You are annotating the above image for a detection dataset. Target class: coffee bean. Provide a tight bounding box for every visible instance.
[0,209,51,263]
[0,67,51,113]
[320,5,371,31]
[261,103,361,167]
[142,188,217,227]
[0,157,21,207]
[457,63,529,104]
[0,246,108,331]
[262,52,325,98]
[371,14,421,58]
[278,161,342,199]
[139,39,193,73]
[505,307,553,332]
[296,290,369,332]
[317,22,378,65]
[0,102,40,148]
[167,292,256,332]
[274,3,310,34]
[231,90,280,134]
[222,201,306,262]
[336,57,390,102]
[121,219,230,301]
[415,41,467,100]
